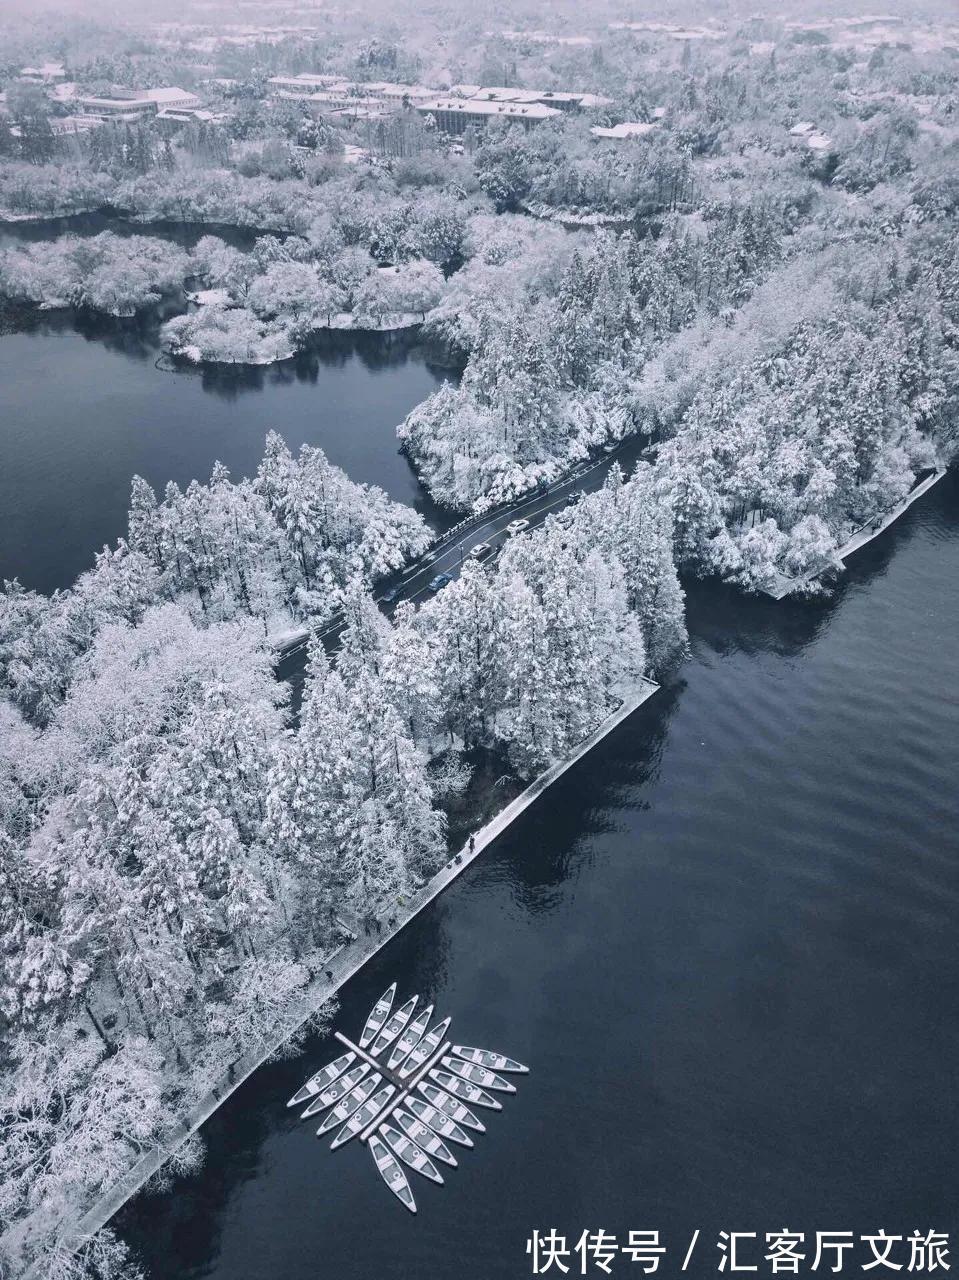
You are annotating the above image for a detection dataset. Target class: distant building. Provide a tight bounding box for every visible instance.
[20,62,67,82]
[74,94,158,119]
[469,87,544,104]
[789,120,832,151]
[534,90,613,112]
[139,87,202,111]
[267,74,352,95]
[156,107,227,131]
[364,82,437,107]
[49,114,103,135]
[468,86,612,113]
[415,97,562,133]
[591,121,658,139]
[73,87,199,120]
[273,89,379,114]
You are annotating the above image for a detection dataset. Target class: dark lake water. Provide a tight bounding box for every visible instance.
[116,473,959,1279]
[0,312,451,593]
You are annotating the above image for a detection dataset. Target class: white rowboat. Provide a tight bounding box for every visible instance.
[370,995,418,1057]
[369,1132,416,1213]
[380,1122,444,1185]
[407,1096,474,1147]
[330,1082,395,1148]
[451,1045,529,1074]
[441,1053,516,1093]
[301,1063,369,1118]
[287,1050,355,1107]
[387,1004,433,1069]
[316,1072,382,1136]
[360,983,396,1049]
[397,1017,451,1080]
[429,1068,501,1111]
[416,1080,485,1133]
[395,1108,458,1167]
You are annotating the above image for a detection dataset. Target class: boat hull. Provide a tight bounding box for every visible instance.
[370,996,418,1057]
[316,1072,382,1136]
[407,1096,474,1147]
[387,1005,433,1070]
[301,1063,370,1118]
[416,1080,485,1133]
[429,1068,501,1111]
[397,1017,451,1079]
[451,1045,529,1074]
[330,1083,395,1148]
[360,983,396,1049]
[369,1132,416,1213]
[381,1123,444,1184]
[287,1050,355,1107]
[395,1108,457,1167]
[441,1053,515,1093]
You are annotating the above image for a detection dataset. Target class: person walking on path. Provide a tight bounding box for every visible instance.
[469,833,476,855]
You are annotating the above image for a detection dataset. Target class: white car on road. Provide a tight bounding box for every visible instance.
[505,519,530,537]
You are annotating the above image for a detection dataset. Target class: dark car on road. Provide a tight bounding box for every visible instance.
[427,573,454,593]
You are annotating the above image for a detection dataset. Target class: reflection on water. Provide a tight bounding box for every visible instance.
[0,211,265,252]
[0,308,453,593]
[117,476,959,1280]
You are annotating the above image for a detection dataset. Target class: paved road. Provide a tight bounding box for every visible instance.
[275,432,652,679]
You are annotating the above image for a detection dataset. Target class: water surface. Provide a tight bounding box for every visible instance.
[0,313,449,592]
[117,473,959,1278]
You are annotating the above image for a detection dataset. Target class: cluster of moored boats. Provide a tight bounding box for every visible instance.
[287,982,528,1213]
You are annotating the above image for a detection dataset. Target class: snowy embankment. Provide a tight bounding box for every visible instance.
[186,290,423,333]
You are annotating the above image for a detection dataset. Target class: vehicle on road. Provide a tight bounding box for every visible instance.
[380,584,403,603]
[427,573,453,593]
[505,519,530,537]
[566,491,583,506]
[468,542,494,561]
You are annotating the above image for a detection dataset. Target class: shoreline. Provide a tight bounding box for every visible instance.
[20,676,660,1276]
[762,465,948,600]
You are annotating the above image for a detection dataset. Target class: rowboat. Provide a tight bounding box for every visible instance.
[360,983,396,1050]
[441,1053,516,1094]
[395,1108,457,1167]
[397,1017,451,1080]
[416,1080,485,1133]
[329,1082,395,1149]
[407,1095,474,1147]
[369,1132,416,1213]
[316,1072,382,1136]
[428,1068,501,1111]
[287,1050,355,1107]
[370,995,418,1057]
[301,1063,369,1118]
[387,1004,433,1070]
[451,1045,529,1074]
[380,1122,444,1184]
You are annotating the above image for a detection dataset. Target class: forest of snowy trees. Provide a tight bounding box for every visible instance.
[0,448,683,1277]
[1,3,958,1274]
